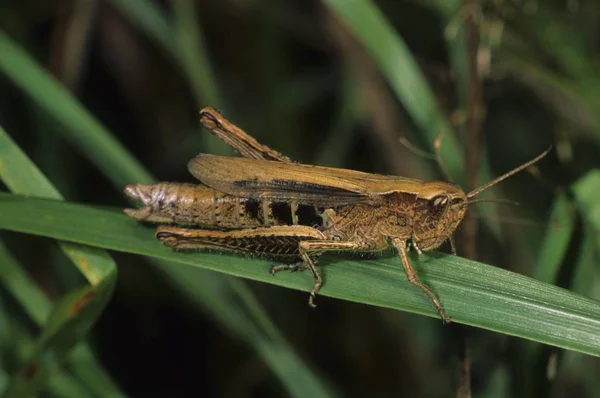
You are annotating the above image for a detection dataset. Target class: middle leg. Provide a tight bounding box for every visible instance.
[292,239,374,307]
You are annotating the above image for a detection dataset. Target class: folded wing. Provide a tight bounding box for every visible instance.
[188,154,421,206]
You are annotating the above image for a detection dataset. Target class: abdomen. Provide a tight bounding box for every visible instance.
[124,183,324,229]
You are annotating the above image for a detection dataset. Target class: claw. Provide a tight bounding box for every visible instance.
[270,262,305,275]
[308,293,317,308]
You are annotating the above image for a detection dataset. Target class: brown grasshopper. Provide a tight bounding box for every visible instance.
[124,107,550,323]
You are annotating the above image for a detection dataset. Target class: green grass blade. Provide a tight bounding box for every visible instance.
[0,126,121,396]
[45,370,95,398]
[572,170,600,232]
[107,0,175,60]
[522,192,579,394]
[1,195,599,357]
[0,321,97,398]
[323,0,465,184]
[0,126,115,284]
[2,283,116,398]
[571,231,598,297]
[171,0,223,108]
[572,170,600,297]
[108,0,223,108]
[170,0,227,154]
[0,242,117,397]
[109,0,227,154]
[0,238,122,396]
[323,0,504,241]
[427,0,469,107]
[0,34,333,396]
[66,345,126,398]
[497,44,599,135]
[0,33,153,186]
[532,193,576,284]
[0,371,7,395]
[0,240,52,325]
[512,5,596,81]
[169,271,334,397]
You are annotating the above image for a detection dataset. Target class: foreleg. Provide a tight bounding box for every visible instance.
[392,238,451,324]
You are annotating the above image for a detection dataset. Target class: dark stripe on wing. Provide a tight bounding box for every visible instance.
[232,179,368,205]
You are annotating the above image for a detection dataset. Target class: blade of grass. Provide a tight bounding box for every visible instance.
[521,192,578,396]
[1,281,115,398]
[0,240,52,325]
[560,231,600,398]
[479,365,510,398]
[1,195,599,357]
[107,0,175,60]
[571,231,598,298]
[0,241,124,397]
[45,370,95,398]
[315,70,360,167]
[170,0,227,154]
[427,0,469,107]
[0,34,334,396]
[572,170,600,224]
[323,0,465,185]
[0,127,122,396]
[0,33,153,187]
[109,0,227,154]
[429,1,505,241]
[497,38,599,135]
[514,5,596,81]
[572,170,600,270]
[170,0,223,108]
[66,345,126,398]
[532,193,576,284]
[0,310,96,398]
[0,371,6,395]
[0,127,114,284]
[324,0,504,242]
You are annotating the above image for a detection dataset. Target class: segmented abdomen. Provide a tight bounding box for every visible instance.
[125,183,324,229]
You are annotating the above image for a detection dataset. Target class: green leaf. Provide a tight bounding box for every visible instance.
[0,241,52,325]
[45,371,96,398]
[109,0,227,153]
[532,193,576,284]
[66,345,127,398]
[1,194,599,357]
[323,0,465,184]
[572,170,600,296]
[323,0,504,241]
[573,170,600,232]
[0,33,333,397]
[0,126,121,396]
[170,0,223,108]
[107,0,175,60]
[0,32,153,187]
[0,128,116,284]
[571,231,598,297]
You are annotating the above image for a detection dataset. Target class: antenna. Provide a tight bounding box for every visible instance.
[465,198,520,206]
[467,146,552,198]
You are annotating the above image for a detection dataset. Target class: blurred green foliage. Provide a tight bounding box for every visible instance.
[0,0,599,396]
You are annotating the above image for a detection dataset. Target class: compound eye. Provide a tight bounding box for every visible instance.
[428,195,449,218]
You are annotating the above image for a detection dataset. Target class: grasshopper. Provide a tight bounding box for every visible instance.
[124,107,550,323]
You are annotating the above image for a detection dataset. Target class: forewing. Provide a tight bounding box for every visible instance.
[188,154,420,206]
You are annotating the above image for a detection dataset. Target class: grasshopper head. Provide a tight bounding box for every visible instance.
[409,147,552,252]
[411,181,467,251]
